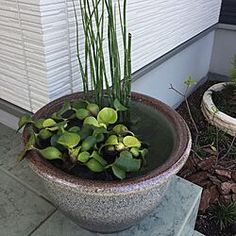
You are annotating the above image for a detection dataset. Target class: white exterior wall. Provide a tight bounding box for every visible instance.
[132,31,215,108]
[0,0,222,112]
[210,24,236,77]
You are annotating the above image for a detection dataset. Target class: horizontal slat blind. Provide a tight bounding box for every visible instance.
[0,0,222,112]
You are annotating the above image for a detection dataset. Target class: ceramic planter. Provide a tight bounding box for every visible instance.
[23,92,191,233]
[201,82,236,137]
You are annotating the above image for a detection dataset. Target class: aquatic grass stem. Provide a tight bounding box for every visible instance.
[74,0,132,109]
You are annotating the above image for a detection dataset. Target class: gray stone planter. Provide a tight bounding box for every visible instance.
[201,82,236,137]
[23,92,191,233]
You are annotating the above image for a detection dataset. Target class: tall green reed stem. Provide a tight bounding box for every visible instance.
[73,0,132,108]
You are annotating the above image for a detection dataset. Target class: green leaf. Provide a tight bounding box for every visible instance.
[130,147,140,157]
[140,148,148,158]
[56,121,68,134]
[57,131,80,148]
[75,108,90,120]
[97,107,118,125]
[38,129,53,140]
[105,135,118,145]
[17,131,35,161]
[87,103,99,116]
[86,159,104,172]
[113,99,127,111]
[47,121,67,132]
[83,116,100,127]
[123,136,141,148]
[91,151,107,166]
[50,134,60,146]
[68,126,80,133]
[47,126,59,132]
[93,127,108,136]
[77,151,90,163]
[107,145,115,152]
[17,114,32,132]
[112,165,126,180]
[78,125,93,140]
[72,99,88,110]
[118,136,124,142]
[115,142,126,151]
[50,134,65,151]
[112,124,134,136]
[81,136,97,151]
[115,151,141,172]
[33,119,45,129]
[39,147,62,160]
[17,148,29,162]
[69,146,81,160]
[43,118,57,128]
[95,133,105,142]
[99,135,119,153]
[184,76,196,87]
[51,112,64,121]
[57,101,71,116]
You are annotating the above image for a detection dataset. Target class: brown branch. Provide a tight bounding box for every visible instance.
[169,83,200,136]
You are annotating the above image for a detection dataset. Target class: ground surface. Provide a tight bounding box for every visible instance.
[177,81,236,236]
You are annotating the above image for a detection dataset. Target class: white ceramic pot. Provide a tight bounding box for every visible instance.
[201,82,236,137]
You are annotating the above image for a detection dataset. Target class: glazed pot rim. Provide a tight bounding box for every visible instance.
[23,92,191,189]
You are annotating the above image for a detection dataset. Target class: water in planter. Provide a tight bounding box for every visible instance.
[129,101,176,176]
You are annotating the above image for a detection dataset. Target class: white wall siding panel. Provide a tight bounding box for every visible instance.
[0,0,222,112]
[0,0,50,112]
[127,0,222,72]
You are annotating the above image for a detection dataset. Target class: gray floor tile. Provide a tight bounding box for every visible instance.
[0,170,55,236]
[0,123,22,159]
[0,123,48,199]
[31,211,94,236]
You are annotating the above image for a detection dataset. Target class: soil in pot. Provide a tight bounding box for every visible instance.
[39,100,176,181]
[212,84,236,118]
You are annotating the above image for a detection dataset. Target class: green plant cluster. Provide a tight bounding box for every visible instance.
[74,0,132,108]
[18,99,148,180]
[210,202,236,230]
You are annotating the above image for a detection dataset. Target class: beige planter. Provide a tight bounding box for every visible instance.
[201,82,236,137]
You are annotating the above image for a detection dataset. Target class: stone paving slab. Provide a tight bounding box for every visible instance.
[0,123,22,158]
[193,230,205,236]
[0,169,55,236]
[31,177,202,236]
[0,123,48,199]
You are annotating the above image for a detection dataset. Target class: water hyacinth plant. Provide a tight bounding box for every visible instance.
[18,99,148,180]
